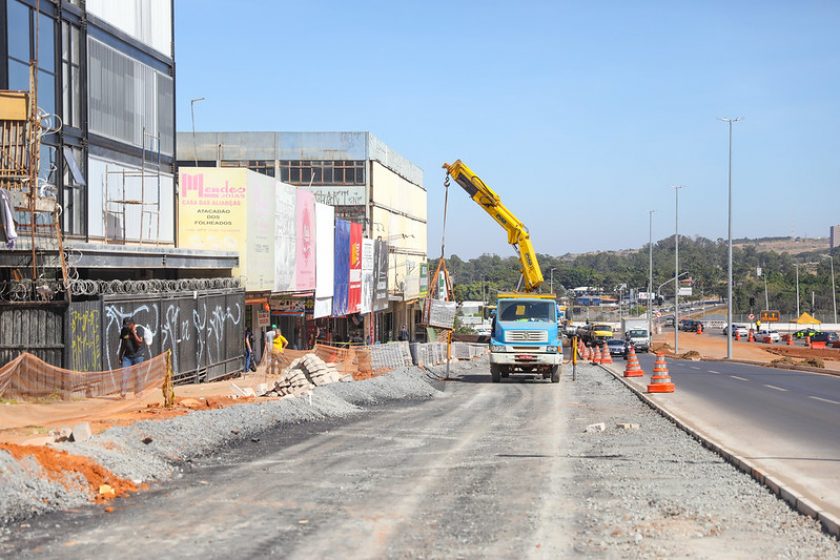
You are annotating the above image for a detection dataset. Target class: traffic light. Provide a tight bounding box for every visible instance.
[749,296,756,308]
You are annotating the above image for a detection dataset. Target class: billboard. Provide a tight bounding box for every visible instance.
[347,222,362,314]
[179,168,274,292]
[677,287,693,297]
[332,219,350,317]
[373,239,389,311]
[274,181,296,292]
[295,190,316,291]
[360,238,374,314]
[419,262,429,298]
[314,203,334,318]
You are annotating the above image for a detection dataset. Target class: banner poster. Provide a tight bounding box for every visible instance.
[295,190,316,291]
[373,239,390,311]
[313,203,335,319]
[347,222,363,314]
[360,238,374,314]
[332,219,350,317]
[274,181,296,292]
[419,262,429,298]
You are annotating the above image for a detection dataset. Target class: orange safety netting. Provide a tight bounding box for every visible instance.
[0,352,168,400]
[268,343,381,380]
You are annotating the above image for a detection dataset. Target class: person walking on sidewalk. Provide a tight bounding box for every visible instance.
[118,318,145,397]
[244,327,255,374]
[269,327,288,375]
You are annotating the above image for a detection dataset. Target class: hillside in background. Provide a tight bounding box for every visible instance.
[442,236,838,317]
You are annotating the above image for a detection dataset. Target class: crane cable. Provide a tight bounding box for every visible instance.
[440,172,450,260]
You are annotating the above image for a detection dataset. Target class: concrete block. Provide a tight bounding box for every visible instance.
[818,511,840,538]
[241,387,256,398]
[615,423,640,430]
[256,383,268,396]
[71,422,92,443]
[796,497,820,519]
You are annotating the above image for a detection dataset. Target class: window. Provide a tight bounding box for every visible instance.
[6,3,57,116]
[278,160,365,186]
[62,146,86,236]
[61,21,81,128]
[220,160,275,177]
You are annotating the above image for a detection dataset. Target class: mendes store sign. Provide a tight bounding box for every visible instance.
[178,168,275,292]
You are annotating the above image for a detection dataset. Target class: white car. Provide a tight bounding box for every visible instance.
[722,324,749,337]
[474,326,492,337]
[757,330,781,343]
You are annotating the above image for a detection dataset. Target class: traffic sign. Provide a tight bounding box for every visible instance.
[747,313,755,321]
[655,311,662,318]
[760,310,780,323]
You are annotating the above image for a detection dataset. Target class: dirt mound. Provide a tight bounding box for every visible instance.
[0,443,137,503]
[650,342,673,354]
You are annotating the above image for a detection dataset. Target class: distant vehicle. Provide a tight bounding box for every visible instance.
[722,324,749,337]
[579,323,614,345]
[474,325,492,337]
[757,329,781,343]
[606,338,629,358]
[793,328,819,339]
[621,318,651,352]
[810,332,838,344]
[679,319,703,332]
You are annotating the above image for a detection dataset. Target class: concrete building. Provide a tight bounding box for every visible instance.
[0,1,242,379]
[177,131,428,342]
[831,225,840,251]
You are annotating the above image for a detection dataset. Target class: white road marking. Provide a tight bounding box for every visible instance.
[730,375,749,382]
[708,370,720,374]
[763,384,788,392]
[809,396,840,405]
[690,366,701,370]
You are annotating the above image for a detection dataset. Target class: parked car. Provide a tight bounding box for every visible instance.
[793,328,819,339]
[606,338,629,358]
[757,329,781,343]
[722,323,749,337]
[810,332,838,344]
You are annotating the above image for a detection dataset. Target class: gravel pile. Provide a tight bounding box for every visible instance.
[565,363,840,558]
[0,364,445,525]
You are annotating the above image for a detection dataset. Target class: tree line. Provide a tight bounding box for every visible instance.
[438,236,838,317]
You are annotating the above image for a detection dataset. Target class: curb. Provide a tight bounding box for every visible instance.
[598,363,840,540]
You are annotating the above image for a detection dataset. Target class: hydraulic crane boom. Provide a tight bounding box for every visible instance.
[442,159,544,292]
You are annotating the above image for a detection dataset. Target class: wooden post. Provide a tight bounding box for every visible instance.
[162,350,175,408]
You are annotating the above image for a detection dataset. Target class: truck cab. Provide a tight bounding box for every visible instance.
[489,293,562,383]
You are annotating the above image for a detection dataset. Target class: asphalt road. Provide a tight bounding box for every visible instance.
[7,376,576,559]
[629,352,840,519]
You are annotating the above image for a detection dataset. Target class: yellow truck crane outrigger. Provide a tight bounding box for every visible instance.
[442,160,544,292]
[443,160,562,383]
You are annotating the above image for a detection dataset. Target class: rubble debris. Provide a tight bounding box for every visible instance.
[71,423,92,443]
[616,423,640,430]
[585,422,606,433]
[271,354,352,397]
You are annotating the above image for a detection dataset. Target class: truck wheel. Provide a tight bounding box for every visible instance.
[490,365,501,383]
[550,366,560,383]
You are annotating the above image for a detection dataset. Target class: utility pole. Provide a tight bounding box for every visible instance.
[673,185,686,353]
[720,117,742,360]
[550,268,557,293]
[190,97,206,166]
[828,255,838,324]
[648,210,654,341]
[795,264,800,317]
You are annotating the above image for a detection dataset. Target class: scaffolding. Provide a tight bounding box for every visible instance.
[103,128,163,245]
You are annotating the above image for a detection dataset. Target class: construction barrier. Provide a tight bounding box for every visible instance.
[0,351,168,400]
[600,342,613,365]
[591,345,601,365]
[647,353,675,393]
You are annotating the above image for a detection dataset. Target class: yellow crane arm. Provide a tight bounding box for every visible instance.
[443,159,544,292]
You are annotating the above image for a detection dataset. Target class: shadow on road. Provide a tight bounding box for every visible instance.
[449,374,551,384]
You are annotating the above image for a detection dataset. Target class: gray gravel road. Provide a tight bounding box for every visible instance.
[4,362,840,559]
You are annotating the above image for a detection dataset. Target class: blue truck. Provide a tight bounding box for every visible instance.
[489,293,563,383]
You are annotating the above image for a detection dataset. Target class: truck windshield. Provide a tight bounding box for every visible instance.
[498,301,555,323]
[627,330,648,337]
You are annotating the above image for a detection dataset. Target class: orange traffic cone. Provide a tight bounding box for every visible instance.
[748,330,755,343]
[647,353,675,393]
[580,344,589,360]
[624,346,645,377]
[600,341,613,364]
[735,331,741,342]
[786,334,793,346]
[806,335,812,349]
[591,345,601,364]
[696,323,703,335]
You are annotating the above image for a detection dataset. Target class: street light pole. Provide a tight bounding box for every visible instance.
[673,185,685,353]
[821,255,838,324]
[190,97,206,166]
[795,264,800,317]
[550,268,557,294]
[720,117,742,360]
[649,210,654,341]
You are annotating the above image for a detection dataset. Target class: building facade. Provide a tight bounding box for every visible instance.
[0,1,242,379]
[177,131,428,342]
[831,225,840,251]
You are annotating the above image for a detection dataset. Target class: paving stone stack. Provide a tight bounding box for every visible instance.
[369,341,413,370]
[268,354,350,396]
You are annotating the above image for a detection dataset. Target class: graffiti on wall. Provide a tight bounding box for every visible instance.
[68,306,102,372]
[103,303,159,371]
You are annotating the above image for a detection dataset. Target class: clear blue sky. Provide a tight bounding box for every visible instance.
[175,0,840,258]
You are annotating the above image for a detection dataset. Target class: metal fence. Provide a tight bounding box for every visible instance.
[1,289,244,385]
